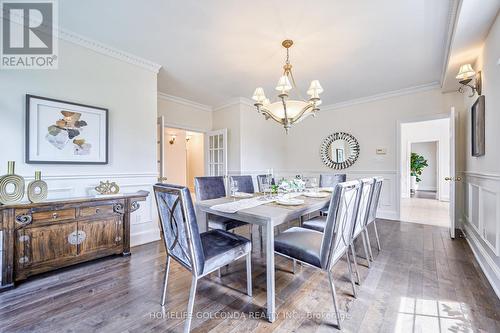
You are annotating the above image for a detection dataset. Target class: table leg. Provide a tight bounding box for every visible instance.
[266,220,276,322]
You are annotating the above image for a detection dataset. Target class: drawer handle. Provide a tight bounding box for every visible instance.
[52,213,59,219]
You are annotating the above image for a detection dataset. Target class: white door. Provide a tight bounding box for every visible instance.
[157,116,167,183]
[205,129,228,179]
[448,108,457,238]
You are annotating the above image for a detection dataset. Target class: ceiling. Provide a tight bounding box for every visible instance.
[59,0,457,106]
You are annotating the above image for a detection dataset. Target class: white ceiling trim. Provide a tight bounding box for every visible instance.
[58,29,162,73]
[0,10,161,73]
[213,97,253,111]
[440,0,462,87]
[321,82,441,112]
[158,92,212,112]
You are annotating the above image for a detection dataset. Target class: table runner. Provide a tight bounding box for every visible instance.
[210,197,275,214]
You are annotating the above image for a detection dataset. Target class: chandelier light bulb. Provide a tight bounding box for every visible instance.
[275,75,292,93]
[252,87,266,103]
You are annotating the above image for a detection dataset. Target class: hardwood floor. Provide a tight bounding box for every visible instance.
[1,220,499,332]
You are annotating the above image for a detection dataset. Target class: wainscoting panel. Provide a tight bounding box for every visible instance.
[462,172,500,299]
[20,173,160,247]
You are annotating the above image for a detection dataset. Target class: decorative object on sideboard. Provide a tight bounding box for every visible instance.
[27,171,48,203]
[0,161,25,205]
[456,64,482,97]
[95,181,120,196]
[26,95,109,164]
[252,39,323,133]
[320,132,360,169]
[471,95,485,157]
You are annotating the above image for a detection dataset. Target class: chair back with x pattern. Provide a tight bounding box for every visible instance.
[320,180,362,271]
[154,183,205,276]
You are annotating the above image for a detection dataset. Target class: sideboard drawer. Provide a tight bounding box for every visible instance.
[79,205,115,218]
[32,209,76,223]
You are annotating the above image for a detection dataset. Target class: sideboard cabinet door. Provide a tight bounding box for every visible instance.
[77,217,123,256]
[16,222,78,272]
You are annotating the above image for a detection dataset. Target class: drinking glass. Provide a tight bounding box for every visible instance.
[310,177,319,193]
[230,179,239,199]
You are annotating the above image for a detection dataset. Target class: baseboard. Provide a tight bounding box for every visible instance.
[463,224,500,300]
[377,209,398,221]
[131,227,161,247]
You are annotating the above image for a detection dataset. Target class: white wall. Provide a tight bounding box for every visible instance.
[400,118,450,201]
[411,141,438,192]
[212,103,241,173]
[460,13,500,299]
[158,94,212,132]
[0,39,161,246]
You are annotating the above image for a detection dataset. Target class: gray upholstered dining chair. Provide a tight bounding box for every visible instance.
[154,183,252,333]
[364,177,384,261]
[274,180,362,330]
[319,174,347,215]
[302,178,375,281]
[229,175,264,250]
[194,176,249,232]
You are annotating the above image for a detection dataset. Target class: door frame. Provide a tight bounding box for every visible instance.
[405,139,440,200]
[396,112,454,229]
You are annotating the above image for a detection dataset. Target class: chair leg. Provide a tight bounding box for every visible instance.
[345,252,357,298]
[293,259,297,274]
[184,275,198,333]
[365,229,374,261]
[160,256,171,306]
[360,232,371,268]
[350,244,361,285]
[373,220,382,251]
[217,268,222,278]
[328,271,342,330]
[249,224,253,248]
[246,252,252,297]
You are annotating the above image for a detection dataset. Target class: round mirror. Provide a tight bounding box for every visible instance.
[320,132,360,169]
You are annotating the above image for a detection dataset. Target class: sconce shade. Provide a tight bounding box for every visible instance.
[456,64,475,80]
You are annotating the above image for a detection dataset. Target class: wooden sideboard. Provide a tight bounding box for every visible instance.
[0,191,148,291]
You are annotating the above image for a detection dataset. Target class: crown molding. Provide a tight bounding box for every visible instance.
[213,97,253,111]
[157,92,212,112]
[440,0,462,87]
[58,28,162,73]
[321,82,441,112]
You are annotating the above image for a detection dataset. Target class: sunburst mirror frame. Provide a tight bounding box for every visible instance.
[320,132,360,169]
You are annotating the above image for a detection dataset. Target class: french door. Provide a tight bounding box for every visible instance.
[205,129,228,179]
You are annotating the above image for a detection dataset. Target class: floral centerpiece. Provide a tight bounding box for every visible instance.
[278,178,306,193]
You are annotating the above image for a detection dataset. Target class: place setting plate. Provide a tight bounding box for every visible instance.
[303,191,330,198]
[276,198,305,206]
[231,192,253,198]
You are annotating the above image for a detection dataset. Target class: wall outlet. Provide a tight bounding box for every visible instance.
[376,148,387,155]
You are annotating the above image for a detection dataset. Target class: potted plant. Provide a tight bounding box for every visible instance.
[410,152,428,193]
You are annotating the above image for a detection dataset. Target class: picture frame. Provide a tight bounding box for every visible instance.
[471,95,485,157]
[26,95,109,164]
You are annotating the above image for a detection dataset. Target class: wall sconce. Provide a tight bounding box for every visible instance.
[169,135,176,145]
[456,64,482,97]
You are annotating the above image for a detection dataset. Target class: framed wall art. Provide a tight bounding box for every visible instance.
[26,95,108,164]
[471,95,485,157]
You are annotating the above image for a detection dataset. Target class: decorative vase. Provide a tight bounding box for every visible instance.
[27,171,48,203]
[410,175,418,192]
[0,161,25,205]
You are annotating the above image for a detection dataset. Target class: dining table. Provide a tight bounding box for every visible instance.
[196,192,331,322]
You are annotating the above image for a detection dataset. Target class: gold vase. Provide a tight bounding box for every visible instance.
[27,171,48,203]
[0,161,25,204]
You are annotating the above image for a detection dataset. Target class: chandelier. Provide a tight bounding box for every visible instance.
[252,39,323,133]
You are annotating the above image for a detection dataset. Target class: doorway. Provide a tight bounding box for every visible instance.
[156,122,205,192]
[399,117,451,228]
